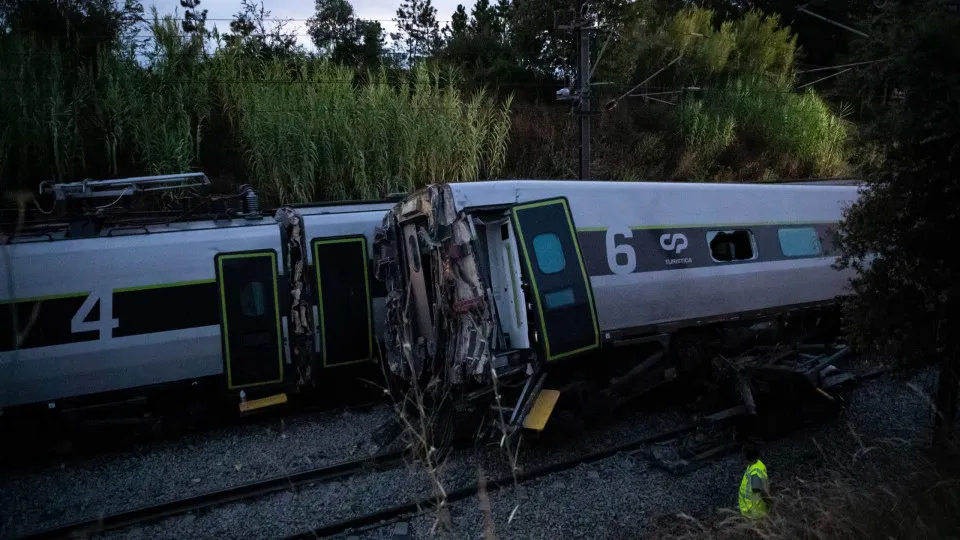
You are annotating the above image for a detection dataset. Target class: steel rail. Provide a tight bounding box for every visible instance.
[17,366,891,540]
[18,449,407,540]
[280,422,700,540]
[282,366,892,539]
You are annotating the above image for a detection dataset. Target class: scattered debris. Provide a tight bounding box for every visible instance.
[642,343,859,474]
[392,521,411,540]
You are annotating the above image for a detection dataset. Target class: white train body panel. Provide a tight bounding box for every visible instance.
[0,179,863,410]
[1,222,284,407]
[446,180,860,334]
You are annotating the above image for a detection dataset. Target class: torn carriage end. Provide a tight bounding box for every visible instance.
[372,184,546,452]
[275,207,316,387]
[374,183,495,386]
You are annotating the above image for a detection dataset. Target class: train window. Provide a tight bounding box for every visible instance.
[778,227,822,257]
[241,281,266,317]
[707,230,756,262]
[532,233,566,274]
[544,287,575,310]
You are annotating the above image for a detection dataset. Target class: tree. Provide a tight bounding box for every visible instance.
[0,0,144,55]
[222,0,299,59]
[307,0,355,54]
[307,0,385,69]
[470,0,499,36]
[450,4,469,37]
[437,0,530,94]
[179,0,208,38]
[391,0,442,65]
[834,1,960,448]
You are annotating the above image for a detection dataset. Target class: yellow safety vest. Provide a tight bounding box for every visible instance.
[738,459,769,519]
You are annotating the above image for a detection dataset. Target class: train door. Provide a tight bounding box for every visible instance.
[510,198,600,362]
[311,236,374,367]
[215,250,284,390]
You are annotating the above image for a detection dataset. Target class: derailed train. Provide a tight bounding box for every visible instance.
[0,173,863,439]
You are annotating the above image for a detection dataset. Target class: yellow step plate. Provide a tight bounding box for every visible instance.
[239,392,288,413]
[522,389,560,431]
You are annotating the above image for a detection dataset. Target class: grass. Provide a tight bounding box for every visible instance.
[677,78,850,179]
[216,58,513,204]
[659,434,960,540]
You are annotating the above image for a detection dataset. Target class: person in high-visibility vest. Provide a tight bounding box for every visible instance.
[738,444,772,519]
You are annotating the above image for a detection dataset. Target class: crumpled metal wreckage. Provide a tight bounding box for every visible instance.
[374,183,494,389]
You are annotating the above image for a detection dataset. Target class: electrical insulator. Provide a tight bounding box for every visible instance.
[245,189,259,215]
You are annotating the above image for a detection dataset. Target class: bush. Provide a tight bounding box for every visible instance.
[678,78,850,178]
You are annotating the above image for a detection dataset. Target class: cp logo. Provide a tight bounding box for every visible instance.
[659,233,688,254]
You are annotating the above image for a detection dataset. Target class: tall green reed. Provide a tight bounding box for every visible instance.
[679,77,849,177]
[132,9,210,175]
[217,58,513,204]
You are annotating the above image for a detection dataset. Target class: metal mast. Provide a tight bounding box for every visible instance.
[557,3,596,180]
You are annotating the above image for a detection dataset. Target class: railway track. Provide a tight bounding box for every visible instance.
[12,417,700,540]
[17,448,408,540]
[280,422,701,540]
[15,364,889,540]
[282,366,892,539]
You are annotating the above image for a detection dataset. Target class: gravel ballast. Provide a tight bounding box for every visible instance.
[0,404,395,539]
[97,366,940,540]
[91,401,691,540]
[2,364,941,540]
[355,367,942,540]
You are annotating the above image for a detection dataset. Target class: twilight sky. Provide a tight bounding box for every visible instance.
[151,0,465,48]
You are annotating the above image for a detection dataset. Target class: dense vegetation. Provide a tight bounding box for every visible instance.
[0,2,511,204]
[834,0,960,446]
[1,0,859,205]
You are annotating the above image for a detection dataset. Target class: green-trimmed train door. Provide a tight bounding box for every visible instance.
[511,198,600,363]
[215,250,284,390]
[311,235,374,367]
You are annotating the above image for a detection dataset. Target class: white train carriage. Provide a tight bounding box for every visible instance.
[0,174,863,440]
[0,175,398,426]
[373,179,863,436]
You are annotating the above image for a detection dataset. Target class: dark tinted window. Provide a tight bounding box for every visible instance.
[544,287,575,310]
[241,281,266,316]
